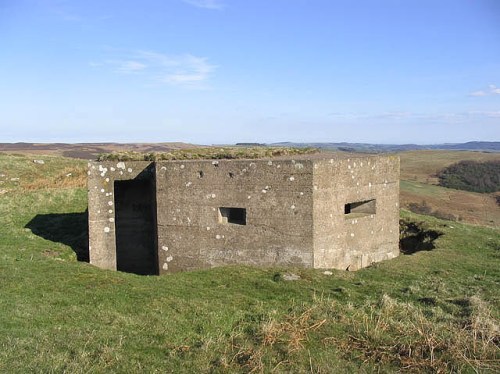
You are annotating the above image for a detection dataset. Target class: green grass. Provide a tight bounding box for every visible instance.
[400,180,450,198]
[0,154,499,372]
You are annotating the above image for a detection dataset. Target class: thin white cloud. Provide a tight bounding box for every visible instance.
[467,110,500,118]
[470,90,487,97]
[182,0,224,10]
[327,110,500,123]
[160,55,215,85]
[96,50,217,89]
[116,61,147,74]
[469,84,500,97]
[489,84,500,95]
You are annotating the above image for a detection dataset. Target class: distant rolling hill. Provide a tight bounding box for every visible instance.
[269,141,500,153]
[1,141,498,160]
[0,142,200,159]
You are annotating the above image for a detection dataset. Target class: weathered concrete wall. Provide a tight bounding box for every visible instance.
[88,161,155,272]
[87,155,400,274]
[312,155,400,270]
[155,159,314,273]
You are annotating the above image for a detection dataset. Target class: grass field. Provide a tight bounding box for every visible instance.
[0,153,499,372]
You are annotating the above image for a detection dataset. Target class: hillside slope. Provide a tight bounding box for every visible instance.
[0,153,498,372]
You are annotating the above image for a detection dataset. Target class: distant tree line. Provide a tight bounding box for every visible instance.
[437,160,500,193]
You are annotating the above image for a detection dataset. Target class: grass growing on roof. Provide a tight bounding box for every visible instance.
[96,146,318,162]
[0,153,499,372]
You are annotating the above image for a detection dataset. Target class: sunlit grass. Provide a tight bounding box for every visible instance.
[0,153,499,372]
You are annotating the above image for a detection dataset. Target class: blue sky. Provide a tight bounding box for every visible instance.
[1,0,499,144]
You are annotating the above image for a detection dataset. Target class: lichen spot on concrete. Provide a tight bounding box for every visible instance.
[162,246,168,251]
[117,162,126,170]
[247,195,251,199]
[267,161,273,166]
[166,256,173,262]
[100,188,105,193]
[289,176,295,181]
[291,204,296,210]
[300,192,304,196]
[212,161,219,167]
[108,201,113,206]
[180,164,185,169]
[105,178,110,182]
[108,209,113,214]
[110,167,115,171]
[294,163,303,169]
[185,182,192,187]
[261,189,267,193]
[127,168,133,173]
[87,171,91,175]
[104,227,110,233]
[216,234,221,239]
[162,263,168,270]
[350,233,355,237]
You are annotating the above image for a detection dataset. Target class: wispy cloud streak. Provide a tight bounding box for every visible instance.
[182,0,224,10]
[469,84,500,97]
[94,50,217,89]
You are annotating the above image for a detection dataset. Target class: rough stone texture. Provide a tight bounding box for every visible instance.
[312,156,400,270]
[87,155,400,274]
[87,161,155,272]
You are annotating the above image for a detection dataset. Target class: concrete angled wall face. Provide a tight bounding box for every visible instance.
[87,155,400,274]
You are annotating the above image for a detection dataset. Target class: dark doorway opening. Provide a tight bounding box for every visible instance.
[114,179,157,275]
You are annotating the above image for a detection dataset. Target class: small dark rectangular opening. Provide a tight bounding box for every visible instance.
[344,199,376,218]
[219,207,246,225]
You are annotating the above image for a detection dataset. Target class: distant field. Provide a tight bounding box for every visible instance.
[0,153,499,372]
[398,150,500,227]
[399,150,500,185]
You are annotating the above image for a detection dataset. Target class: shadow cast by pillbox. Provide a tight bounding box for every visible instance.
[399,220,443,255]
[25,211,89,262]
